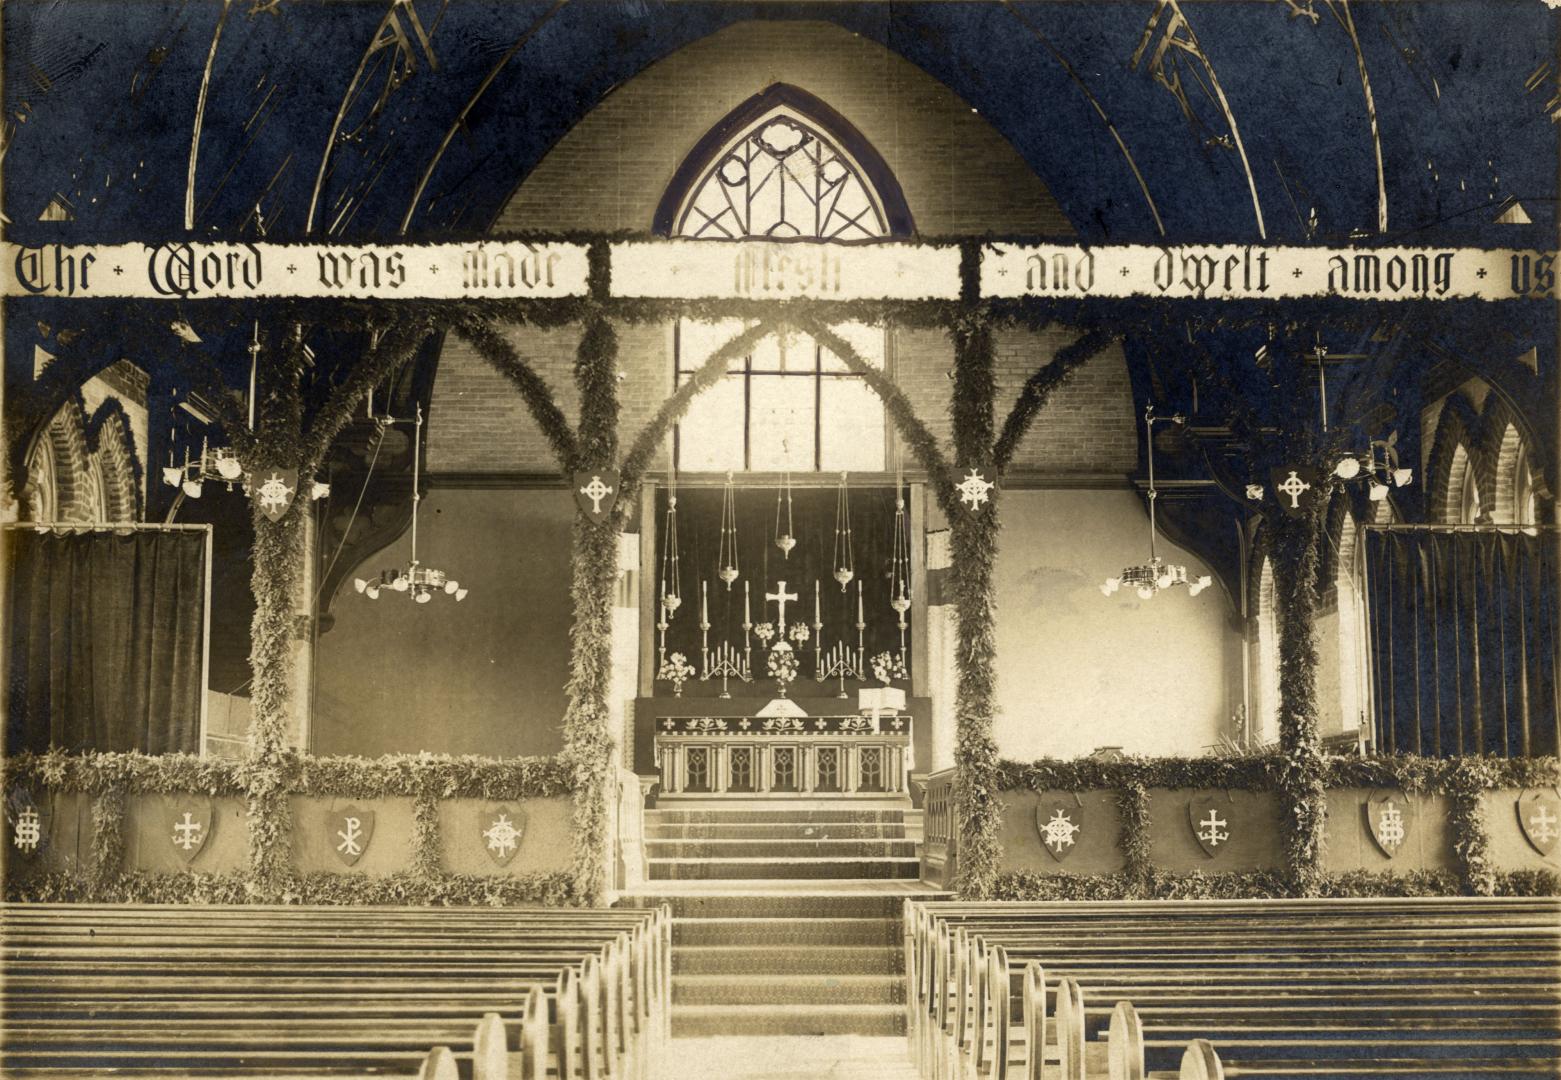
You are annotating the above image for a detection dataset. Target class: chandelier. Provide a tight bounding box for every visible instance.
[354,402,467,604]
[161,437,329,502]
[1102,404,1212,601]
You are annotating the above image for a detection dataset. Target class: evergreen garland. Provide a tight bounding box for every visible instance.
[1116,780,1153,897]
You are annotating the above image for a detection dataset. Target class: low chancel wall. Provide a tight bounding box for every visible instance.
[922,756,1560,897]
[3,752,581,905]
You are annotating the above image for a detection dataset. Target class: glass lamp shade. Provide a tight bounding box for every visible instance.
[444,579,460,595]
[1368,480,1390,501]
[1245,484,1265,501]
[310,481,331,500]
[354,578,368,594]
[1393,468,1413,487]
[1136,586,1155,600]
[215,455,243,481]
[415,590,433,604]
[1156,572,1175,590]
[1101,578,1121,597]
[1333,457,1362,480]
[392,576,409,592]
[454,588,469,602]
[162,466,185,488]
[182,479,203,498]
[364,585,380,600]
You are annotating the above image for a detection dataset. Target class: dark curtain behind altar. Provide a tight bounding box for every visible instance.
[654,484,909,696]
[1364,529,1559,758]
[5,529,208,754]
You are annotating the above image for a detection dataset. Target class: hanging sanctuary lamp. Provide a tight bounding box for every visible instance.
[717,471,740,588]
[889,461,912,662]
[832,471,855,591]
[656,472,683,666]
[774,472,796,558]
[1101,404,1211,600]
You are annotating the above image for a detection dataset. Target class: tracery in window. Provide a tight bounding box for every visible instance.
[674,111,891,241]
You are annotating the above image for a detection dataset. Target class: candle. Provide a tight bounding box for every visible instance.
[815,580,821,625]
[701,580,708,625]
[857,580,864,623]
[744,580,750,624]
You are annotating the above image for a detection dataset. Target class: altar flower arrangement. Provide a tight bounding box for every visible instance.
[753,622,776,645]
[766,642,799,692]
[788,621,811,646]
[870,651,907,684]
[658,652,695,696]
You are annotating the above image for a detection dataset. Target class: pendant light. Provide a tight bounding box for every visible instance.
[717,470,740,589]
[774,471,796,558]
[831,471,855,591]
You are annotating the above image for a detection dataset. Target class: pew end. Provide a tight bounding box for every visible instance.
[473,1012,508,1080]
[418,1046,459,1080]
[1178,1041,1223,1080]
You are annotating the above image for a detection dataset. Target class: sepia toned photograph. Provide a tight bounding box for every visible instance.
[1,1,1557,1077]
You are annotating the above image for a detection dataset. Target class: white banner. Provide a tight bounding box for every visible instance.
[981,243,1558,302]
[610,239,961,301]
[2,241,589,299]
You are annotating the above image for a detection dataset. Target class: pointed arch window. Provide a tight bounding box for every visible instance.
[659,86,911,472]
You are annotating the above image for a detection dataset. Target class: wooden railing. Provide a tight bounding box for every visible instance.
[921,767,956,887]
[654,714,913,798]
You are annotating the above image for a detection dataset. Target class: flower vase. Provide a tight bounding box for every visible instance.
[673,684,683,697]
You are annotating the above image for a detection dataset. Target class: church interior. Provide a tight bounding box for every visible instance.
[2,2,1559,1077]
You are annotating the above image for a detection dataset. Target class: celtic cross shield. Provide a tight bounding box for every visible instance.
[480,805,527,867]
[252,467,299,523]
[327,806,375,867]
[1268,465,1324,516]
[1516,789,1560,857]
[1187,795,1233,858]
[1365,789,1412,858]
[573,470,620,525]
[169,801,213,864]
[1035,798,1083,862]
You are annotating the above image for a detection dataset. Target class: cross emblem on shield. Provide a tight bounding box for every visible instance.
[252,467,299,523]
[170,801,214,864]
[1036,798,1083,862]
[327,806,375,867]
[1268,466,1323,516]
[1188,796,1233,858]
[1516,789,1560,857]
[1365,789,1412,858]
[573,470,620,525]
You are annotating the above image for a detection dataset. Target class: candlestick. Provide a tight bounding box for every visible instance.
[744,580,750,625]
[815,580,821,625]
[857,580,864,624]
[701,580,709,627]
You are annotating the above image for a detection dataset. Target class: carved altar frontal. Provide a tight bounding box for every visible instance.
[654,714,912,799]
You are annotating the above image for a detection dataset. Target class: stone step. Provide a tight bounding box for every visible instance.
[646,822,908,840]
[647,857,921,881]
[674,945,902,976]
[673,917,901,947]
[620,894,916,919]
[647,809,906,824]
[673,973,905,1006]
[647,839,918,859]
[652,1037,920,1080]
[671,1005,906,1037]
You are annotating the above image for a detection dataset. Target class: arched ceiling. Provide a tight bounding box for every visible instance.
[4,1,1555,246]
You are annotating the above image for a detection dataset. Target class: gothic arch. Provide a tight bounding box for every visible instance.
[1425,392,1482,524]
[89,406,141,522]
[653,82,914,239]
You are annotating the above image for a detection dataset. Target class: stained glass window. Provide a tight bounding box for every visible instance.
[668,103,898,472]
[674,113,890,241]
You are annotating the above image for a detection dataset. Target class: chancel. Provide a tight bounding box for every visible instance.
[2,4,1558,1079]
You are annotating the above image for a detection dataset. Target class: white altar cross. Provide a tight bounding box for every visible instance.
[766,580,798,627]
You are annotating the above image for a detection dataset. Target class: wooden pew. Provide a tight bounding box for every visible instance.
[904,898,1561,1080]
[1,903,670,1079]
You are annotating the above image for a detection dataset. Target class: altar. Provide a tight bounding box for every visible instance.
[653,711,914,800]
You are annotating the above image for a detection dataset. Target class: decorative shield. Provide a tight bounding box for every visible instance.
[1516,789,1560,857]
[1035,798,1084,862]
[327,806,375,868]
[1365,789,1412,858]
[1187,796,1233,858]
[7,789,49,858]
[480,805,527,867]
[573,471,620,525]
[252,468,299,523]
[169,801,213,864]
[1268,465,1323,516]
[954,467,995,513]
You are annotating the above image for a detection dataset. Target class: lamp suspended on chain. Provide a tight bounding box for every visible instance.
[717,470,740,589]
[774,472,796,558]
[353,402,468,604]
[1102,405,1211,601]
[889,459,912,662]
[657,474,682,666]
[832,471,855,591]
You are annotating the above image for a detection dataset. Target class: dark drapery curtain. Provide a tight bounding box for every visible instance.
[5,528,208,754]
[654,484,909,695]
[1365,529,1559,758]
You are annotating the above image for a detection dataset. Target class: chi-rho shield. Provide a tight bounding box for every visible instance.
[1035,798,1083,862]
[574,471,620,525]
[1187,796,1233,858]
[328,806,375,867]
[7,789,49,857]
[1365,789,1412,858]
[1269,466,1324,516]
[169,801,213,863]
[252,468,298,523]
[481,806,527,867]
[1516,789,1560,857]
